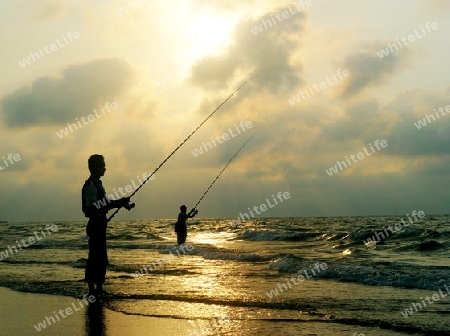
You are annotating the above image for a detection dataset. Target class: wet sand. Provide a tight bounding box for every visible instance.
[0,287,192,336]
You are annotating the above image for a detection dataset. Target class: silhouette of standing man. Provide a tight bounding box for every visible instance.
[82,154,132,296]
[175,205,198,245]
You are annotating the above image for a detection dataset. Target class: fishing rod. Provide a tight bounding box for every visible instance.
[190,135,254,212]
[107,79,251,222]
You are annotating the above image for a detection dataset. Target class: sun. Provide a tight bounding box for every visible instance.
[186,15,235,58]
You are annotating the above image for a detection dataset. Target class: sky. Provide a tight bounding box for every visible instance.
[1,0,449,222]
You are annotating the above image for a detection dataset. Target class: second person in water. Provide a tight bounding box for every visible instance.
[175,205,198,245]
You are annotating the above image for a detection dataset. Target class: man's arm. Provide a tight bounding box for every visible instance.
[83,182,130,216]
[188,208,198,218]
[105,198,131,211]
[84,197,130,216]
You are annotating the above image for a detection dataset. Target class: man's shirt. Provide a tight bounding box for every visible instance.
[82,177,109,218]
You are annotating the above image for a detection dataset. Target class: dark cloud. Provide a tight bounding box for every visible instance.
[413,157,450,176]
[189,5,306,93]
[340,42,413,98]
[321,99,390,142]
[317,87,450,157]
[383,88,450,156]
[1,58,135,128]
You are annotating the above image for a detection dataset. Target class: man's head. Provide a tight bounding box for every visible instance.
[88,154,106,178]
[180,205,187,213]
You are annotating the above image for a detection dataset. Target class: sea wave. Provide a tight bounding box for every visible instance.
[241,230,319,241]
[267,255,450,291]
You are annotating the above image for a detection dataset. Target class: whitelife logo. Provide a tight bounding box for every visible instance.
[0,224,58,261]
[250,0,313,35]
[400,285,450,318]
[325,140,388,176]
[56,102,118,138]
[413,103,450,129]
[0,153,21,171]
[92,171,155,211]
[134,244,193,278]
[266,262,328,299]
[34,294,96,332]
[377,22,438,59]
[288,69,350,106]
[229,192,291,227]
[190,121,253,158]
[116,0,149,16]
[18,31,80,68]
[363,210,425,248]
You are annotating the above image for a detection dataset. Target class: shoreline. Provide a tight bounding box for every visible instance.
[0,286,192,336]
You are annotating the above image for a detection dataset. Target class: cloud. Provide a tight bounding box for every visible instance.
[189,4,306,93]
[321,99,393,143]
[385,88,450,156]
[316,86,450,177]
[339,42,413,98]
[1,58,135,128]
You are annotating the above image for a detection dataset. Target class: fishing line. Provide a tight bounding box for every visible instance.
[108,79,251,222]
[191,135,254,211]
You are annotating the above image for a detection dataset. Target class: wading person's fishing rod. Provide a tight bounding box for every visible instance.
[107,79,251,222]
[190,135,254,212]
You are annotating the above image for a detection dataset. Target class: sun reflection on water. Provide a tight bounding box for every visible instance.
[189,232,236,245]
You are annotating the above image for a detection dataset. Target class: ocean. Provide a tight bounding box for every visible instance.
[0,216,449,335]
